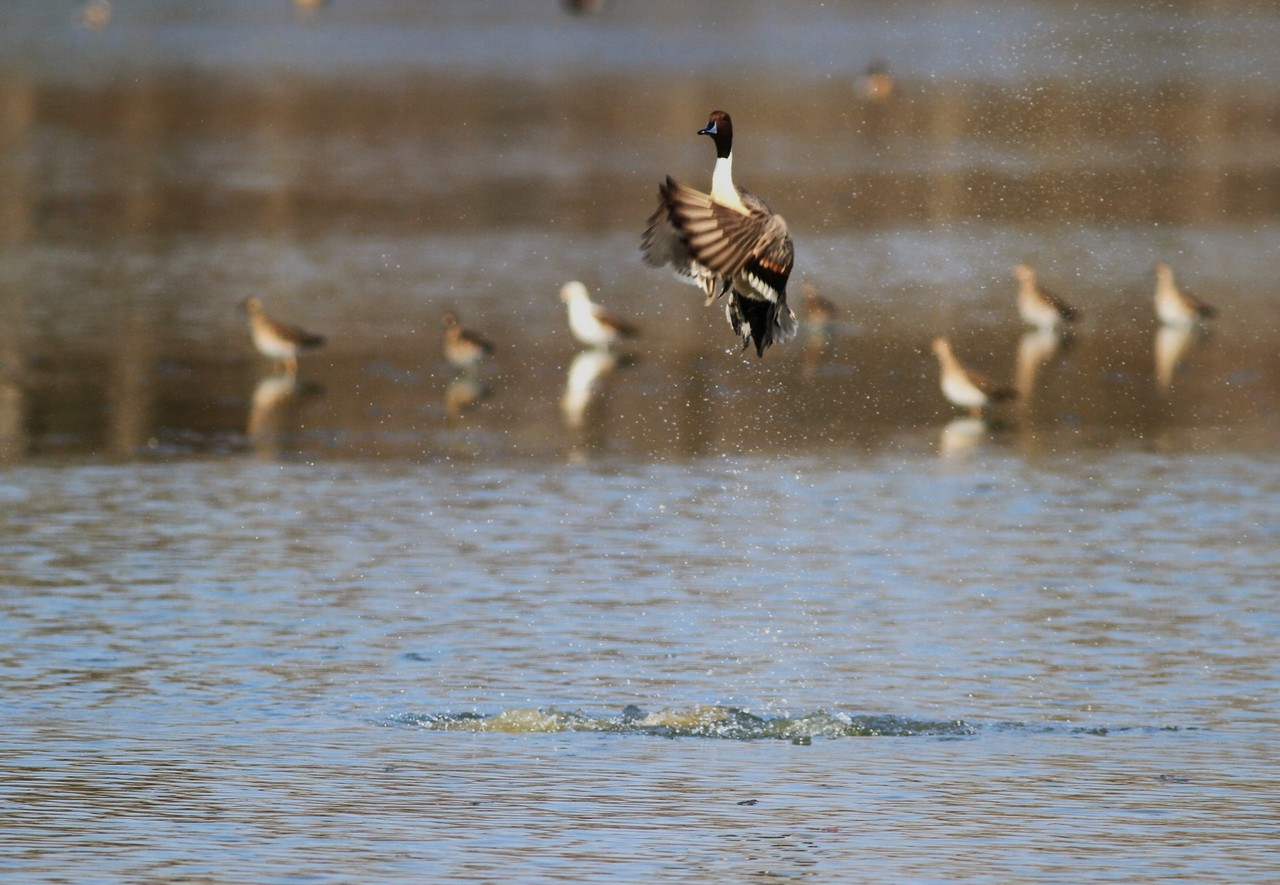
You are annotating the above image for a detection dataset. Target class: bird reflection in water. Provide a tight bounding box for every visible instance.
[1154,323,1200,392]
[444,374,491,422]
[800,283,838,377]
[939,416,989,458]
[247,371,323,458]
[561,348,620,433]
[1015,326,1066,400]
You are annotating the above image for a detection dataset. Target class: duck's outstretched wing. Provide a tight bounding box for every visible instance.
[656,178,793,305]
[641,187,729,304]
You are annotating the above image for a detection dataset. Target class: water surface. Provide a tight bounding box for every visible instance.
[2,1,1279,881]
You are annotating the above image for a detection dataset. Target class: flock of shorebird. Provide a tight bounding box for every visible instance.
[930,260,1216,419]
[243,108,1220,429]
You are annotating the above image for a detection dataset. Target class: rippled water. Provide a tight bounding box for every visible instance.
[3,1,1280,882]
[5,453,1279,881]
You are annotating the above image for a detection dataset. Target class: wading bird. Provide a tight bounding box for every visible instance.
[243,297,325,376]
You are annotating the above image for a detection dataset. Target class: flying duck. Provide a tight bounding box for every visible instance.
[243,297,325,376]
[560,281,638,350]
[1154,263,1215,327]
[931,337,1017,418]
[1012,264,1079,330]
[641,110,797,357]
[441,311,495,372]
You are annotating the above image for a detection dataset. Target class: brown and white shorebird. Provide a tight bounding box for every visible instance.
[441,311,495,372]
[854,60,895,102]
[931,337,1017,418]
[77,0,112,29]
[560,281,638,350]
[1154,263,1215,327]
[641,110,797,357]
[244,297,325,376]
[1013,264,1079,330]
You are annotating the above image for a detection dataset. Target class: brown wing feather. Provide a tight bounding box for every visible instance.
[664,183,773,278]
[640,176,796,357]
[640,179,732,303]
[267,315,325,349]
[1038,284,1079,320]
[966,366,1017,401]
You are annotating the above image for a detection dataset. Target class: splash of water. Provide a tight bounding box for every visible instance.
[390,706,978,741]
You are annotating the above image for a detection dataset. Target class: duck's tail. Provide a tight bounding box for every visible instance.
[726,295,798,358]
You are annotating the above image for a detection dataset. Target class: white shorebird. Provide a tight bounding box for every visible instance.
[560,281,638,350]
[1154,263,1215,327]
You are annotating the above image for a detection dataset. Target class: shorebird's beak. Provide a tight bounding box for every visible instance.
[697,121,718,136]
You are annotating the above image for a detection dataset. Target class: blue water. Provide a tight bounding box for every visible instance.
[3,449,1278,880]
[4,0,1280,880]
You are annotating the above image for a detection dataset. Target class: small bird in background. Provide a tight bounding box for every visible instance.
[641,109,797,357]
[1012,264,1079,331]
[931,337,1017,418]
[77,0,112,29]
[560,281,638,350]
[854,60,895,102]
[1154,263,1216,327]
[444,374,490,421]
[243,297,325,376]
[441,311,495,373]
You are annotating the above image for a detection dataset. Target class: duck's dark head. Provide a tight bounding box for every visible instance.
[698,110,733,159]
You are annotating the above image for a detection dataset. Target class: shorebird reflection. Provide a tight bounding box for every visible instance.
[1015,327,1063,399]
[800,284,838,377]
[248,371,298,440]
[939,416,988,458]
[1155,324,1197,391]
[247,371,322,457]
[445,374,490,421]
[561,348,619,431]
